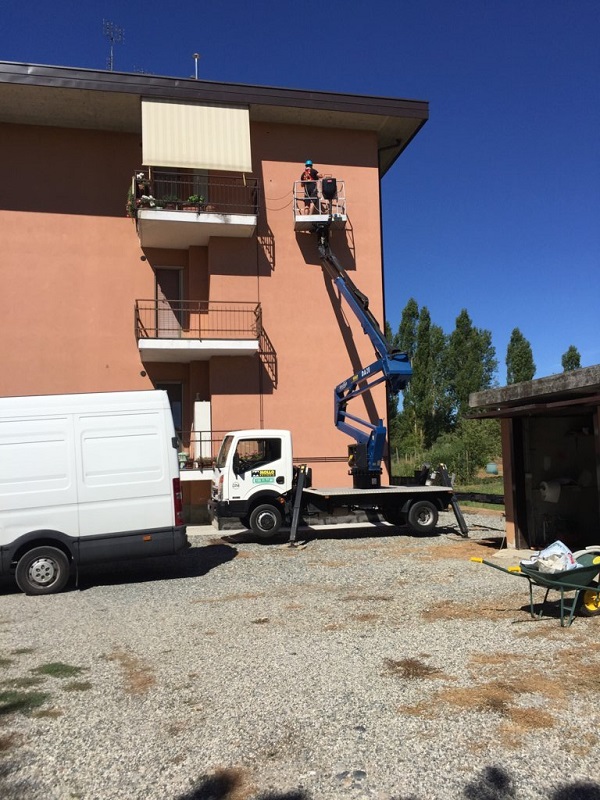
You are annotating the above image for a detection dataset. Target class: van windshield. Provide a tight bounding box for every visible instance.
[215,435,234,469]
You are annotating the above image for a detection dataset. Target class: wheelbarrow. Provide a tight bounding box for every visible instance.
[471,549,600,627]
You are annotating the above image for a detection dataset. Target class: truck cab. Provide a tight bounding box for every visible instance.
[210,430,294,536]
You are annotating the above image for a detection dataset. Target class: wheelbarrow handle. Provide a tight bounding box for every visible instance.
[470,557,526,576]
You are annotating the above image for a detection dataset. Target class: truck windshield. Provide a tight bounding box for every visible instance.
[215,435,233,469]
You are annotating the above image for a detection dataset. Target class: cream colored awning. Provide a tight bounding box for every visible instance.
[141,99,252,172]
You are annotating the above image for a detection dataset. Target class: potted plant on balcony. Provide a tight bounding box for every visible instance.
[161,195,180,210]
[183,194,205,211]
[126,185,157,216]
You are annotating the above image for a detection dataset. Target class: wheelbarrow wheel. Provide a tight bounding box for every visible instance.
[579,583,600,617]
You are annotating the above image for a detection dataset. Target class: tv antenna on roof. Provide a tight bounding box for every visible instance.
[192,53,201,80]
[103,20,124,71]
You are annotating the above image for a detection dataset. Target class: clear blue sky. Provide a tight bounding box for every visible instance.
[3,0,599,383]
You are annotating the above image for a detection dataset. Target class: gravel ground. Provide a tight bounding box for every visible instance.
[2,511,600,800]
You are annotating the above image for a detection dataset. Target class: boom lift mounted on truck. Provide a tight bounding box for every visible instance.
[315,218,411,489]
[209,184,468,541]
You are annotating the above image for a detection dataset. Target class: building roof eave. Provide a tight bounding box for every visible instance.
[0,61,429,177]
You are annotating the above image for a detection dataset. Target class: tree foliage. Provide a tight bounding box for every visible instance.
[395,297,419,359]
[506,328,536,384]
[561,345,581,372]
[445,309,497,422]
[428,418,501,483]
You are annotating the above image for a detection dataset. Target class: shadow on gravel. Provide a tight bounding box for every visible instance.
[175,769,309,800]
[75,543,238,591]
[173,765,600,800]
[462,766,600,800]
[0,543,238,595]
[221,524,455,547]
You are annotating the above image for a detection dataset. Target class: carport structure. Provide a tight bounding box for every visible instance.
[470,365,600,550]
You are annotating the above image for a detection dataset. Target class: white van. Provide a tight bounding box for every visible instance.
[0,390,188,595]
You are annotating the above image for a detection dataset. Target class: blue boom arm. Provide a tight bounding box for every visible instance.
[317,227,412,477]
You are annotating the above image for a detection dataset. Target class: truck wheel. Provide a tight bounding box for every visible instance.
[249,504,282,539]
[407,500,438,534]
[238,515,251,530]
[15,546,70,595]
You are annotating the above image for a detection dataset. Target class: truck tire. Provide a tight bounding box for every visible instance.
[15,546,71,595]
[249,504,282,539]
[407,500,438,534]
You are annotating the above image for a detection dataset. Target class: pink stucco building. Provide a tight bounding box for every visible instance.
[0,62,428,520]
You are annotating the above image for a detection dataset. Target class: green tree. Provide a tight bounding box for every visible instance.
[429,417,501,483]
[445,309,497,422]
[395,298,419,359]
[385,321,401,445]
[405,306,432,449]
[561,345,581,372]
[428,322,452,441]
[387,300,421,455]
[392,306,452,453]
[506,328,535,384]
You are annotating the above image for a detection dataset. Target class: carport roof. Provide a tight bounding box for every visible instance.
[469,365,600,418]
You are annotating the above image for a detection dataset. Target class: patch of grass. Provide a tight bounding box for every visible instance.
[1,676,46,689]
[455,477,504,495]
[0,732,21,752]
[460,500,506,512]
[32,708,63,719]
[64,681,93,692]
[0,689,51,716]
[383,657,443,680]
[105,649,155,695]
[32,662,85,679]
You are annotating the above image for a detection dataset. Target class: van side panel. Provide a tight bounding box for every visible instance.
[0,416,78,546]
[75,410,175,537]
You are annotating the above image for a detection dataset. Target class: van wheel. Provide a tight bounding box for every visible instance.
[407,500,438,534]
[15,547,70,595]
[249,504,282,539]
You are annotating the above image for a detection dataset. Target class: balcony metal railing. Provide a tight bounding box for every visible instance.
[176,430,228,472]
[133,170,259,216]
[293,179,346,218]
[135,300,262,341]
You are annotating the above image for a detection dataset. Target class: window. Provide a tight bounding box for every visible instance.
[234,438,281,473]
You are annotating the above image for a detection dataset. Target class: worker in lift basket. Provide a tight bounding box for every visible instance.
[300,159,323,215]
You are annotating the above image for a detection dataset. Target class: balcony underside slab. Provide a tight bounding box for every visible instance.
[139,338,259,363]
[137,210,257,248]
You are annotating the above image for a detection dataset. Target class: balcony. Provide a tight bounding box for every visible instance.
[293,179,347,231]
[136,300,262,363]
[132,171,259,249]
[176,429,230,483]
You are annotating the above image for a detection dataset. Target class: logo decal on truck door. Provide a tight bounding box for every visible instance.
[251,469,276,483]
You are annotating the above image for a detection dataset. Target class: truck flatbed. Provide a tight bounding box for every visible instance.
[285,476,466,544]
[303,485,453,498]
